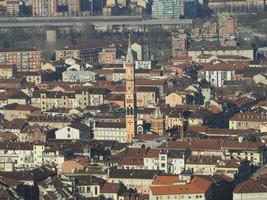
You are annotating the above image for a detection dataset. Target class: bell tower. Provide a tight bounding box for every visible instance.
[125,35,136,143]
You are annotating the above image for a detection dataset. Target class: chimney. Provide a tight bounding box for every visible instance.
[180,125,184,141]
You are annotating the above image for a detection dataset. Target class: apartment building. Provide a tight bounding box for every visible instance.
[93,122,126,143]
[55,45,102,63]
[144,149,185,174]
[32,0,57,16]
[6,0,20,16]
[188,43,254,61]
[197,61,248,87]
[98,47,117,64]
[27,113,81,129]
[0,64,16,79]
[31,87,107,111]
[172,32,188,57]
[229,108,267,130]
[222,140,267,166]
[152,0,180,18]
[0,49,41,72]
[62,65,98,82]
[0,103,40,121]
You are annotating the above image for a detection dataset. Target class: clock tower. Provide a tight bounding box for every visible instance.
[125,36,136,143]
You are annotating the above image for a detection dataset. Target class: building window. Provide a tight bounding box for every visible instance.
[67,128,70,132]
[94,187,98,195]
[79,187,85,193]
[67,134,71,138]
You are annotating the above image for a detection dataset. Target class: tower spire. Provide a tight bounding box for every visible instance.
[126,34,134,63]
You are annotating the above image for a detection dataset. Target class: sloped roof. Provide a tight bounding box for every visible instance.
[150,176,212,195]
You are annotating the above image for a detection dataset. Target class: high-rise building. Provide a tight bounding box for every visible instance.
[6,0,20,16]
[125,36,136,143]
[32,0,57,16]
[152,0,180,19]
[184,0,197,18]
[171,32,188,57]
[218,14,237,47]
[68,0,80,15]
[179,0,185,16]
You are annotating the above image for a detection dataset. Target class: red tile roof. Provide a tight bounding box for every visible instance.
[190,139,223,151]
[150,176,212,195]
[156,141,190,150]
[201,61,249,71]
[222,140,265,150]
[234,177,267,193]
[101,183,119,194]
[152,175,180,185]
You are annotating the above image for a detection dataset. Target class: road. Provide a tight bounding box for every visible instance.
[0,16,192,28]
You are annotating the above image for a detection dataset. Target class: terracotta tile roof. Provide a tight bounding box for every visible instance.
[2,177,23,187]
[109,169,162,180]
[189,108,216,118]
[234,177,267,193]
[190,139,223,150]
[1,103,39,112]
[71,156,89,167]
[222,140,265,150]
[156,141,190,150]
[230,108,267,122]
[133,134,161,141]
[68,122,90,131]
[0,64,13,69]
[101,183,119,194]
[144,149,161,158]
[118,147,147,166]
[206,105,223,113]
[27,113,80,123]
[230,96,256,107]
[205,128,256,137]
[150,176,212,195]
[152,175,180,185]
[0,142,33,150]
[0,118,27,130]
[172,55,192,62]
[216,158,249,169]
[0,132,18,141]
[119,157,144,166]
[201,61,248,71]
[187,126,209,133]
[95,122,125,129]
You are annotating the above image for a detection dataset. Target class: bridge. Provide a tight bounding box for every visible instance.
[0,16,192,28]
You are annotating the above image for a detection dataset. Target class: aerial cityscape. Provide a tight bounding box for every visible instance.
[0,0,267,199]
